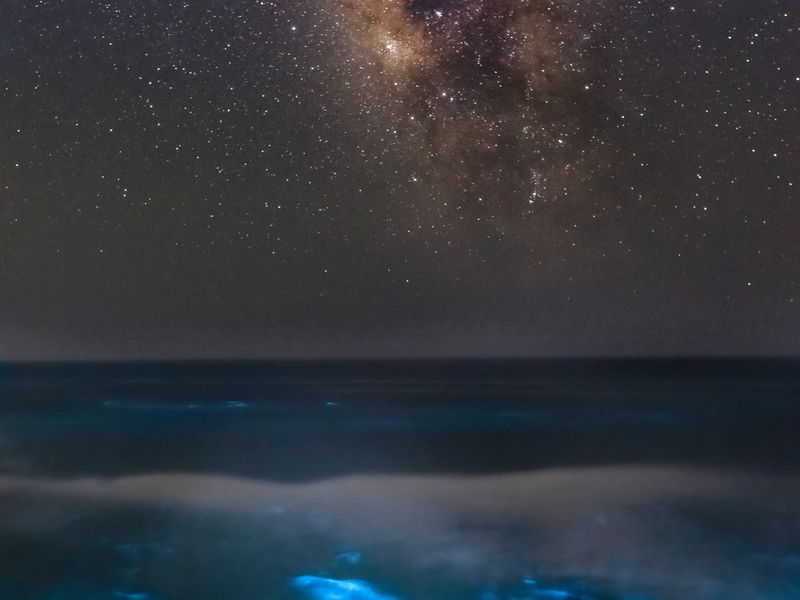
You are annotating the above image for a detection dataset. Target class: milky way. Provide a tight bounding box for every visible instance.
[342,0,611,225]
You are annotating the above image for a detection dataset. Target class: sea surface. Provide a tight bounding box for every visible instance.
[0,359,798,600]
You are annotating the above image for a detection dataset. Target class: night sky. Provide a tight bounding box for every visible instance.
[1,0,798,359]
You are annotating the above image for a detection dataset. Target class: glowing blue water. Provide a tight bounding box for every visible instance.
[292,576,398,600]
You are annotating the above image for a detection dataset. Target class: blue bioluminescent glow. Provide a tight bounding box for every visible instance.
[336,551,363,565]
[521,578,596,600]
[291,576,398,600]
[112,593,153,600]
[527,590,578,600]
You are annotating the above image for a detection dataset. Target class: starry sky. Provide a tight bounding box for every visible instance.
[0,0,798,359]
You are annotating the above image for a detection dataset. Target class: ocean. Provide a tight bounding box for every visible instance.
[0,359,798,600]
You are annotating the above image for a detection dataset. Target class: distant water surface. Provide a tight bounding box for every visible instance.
[0,360,798,600]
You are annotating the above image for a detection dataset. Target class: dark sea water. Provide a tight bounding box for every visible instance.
[0,359,798,600]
